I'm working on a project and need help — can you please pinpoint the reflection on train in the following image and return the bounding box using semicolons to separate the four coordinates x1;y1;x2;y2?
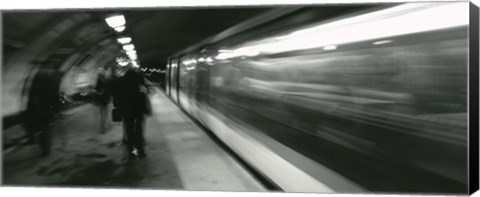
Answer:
166;2;468;193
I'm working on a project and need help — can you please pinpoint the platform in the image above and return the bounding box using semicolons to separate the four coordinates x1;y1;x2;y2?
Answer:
2;88;267;192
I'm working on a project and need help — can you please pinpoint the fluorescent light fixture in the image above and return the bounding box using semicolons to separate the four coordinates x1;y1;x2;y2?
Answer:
132;61;139;68
128;54;138;60
323;45;337;50
115;57;123;63
198;57;206;62
126;50;137;56
114;26;126;32
105;15;125;28
123;44;135;51
119;61;129;67
116;57;129;67
117;37;132;44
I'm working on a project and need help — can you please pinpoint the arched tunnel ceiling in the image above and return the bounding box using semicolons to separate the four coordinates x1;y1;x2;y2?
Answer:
3;7;272;68
119;7;273;67
1;6;272;116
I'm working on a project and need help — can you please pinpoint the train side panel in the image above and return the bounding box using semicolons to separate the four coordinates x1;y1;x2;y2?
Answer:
167;2;469;193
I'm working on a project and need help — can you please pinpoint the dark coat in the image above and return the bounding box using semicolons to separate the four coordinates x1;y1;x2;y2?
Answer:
95;73;111;105
113;69;151;116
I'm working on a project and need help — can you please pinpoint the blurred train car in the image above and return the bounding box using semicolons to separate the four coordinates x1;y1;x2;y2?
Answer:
165;2;469;193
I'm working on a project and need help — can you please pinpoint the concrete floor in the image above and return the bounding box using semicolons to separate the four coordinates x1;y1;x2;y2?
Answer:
2;89;267;192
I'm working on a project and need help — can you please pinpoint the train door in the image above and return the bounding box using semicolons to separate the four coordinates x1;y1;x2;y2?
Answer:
170;58;179;103
165;59;171;96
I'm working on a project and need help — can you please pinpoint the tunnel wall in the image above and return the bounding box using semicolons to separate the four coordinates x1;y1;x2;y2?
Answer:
2;14;90;117
2;13;120;131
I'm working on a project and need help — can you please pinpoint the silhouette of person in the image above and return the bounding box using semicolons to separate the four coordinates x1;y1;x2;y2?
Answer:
112;65;150;159
94;67;111;133
23;69;57;156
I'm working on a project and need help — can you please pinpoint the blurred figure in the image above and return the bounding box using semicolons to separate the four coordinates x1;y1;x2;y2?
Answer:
112;65;151;159
94;67;111;133
24;95;51;157
23;69;58;157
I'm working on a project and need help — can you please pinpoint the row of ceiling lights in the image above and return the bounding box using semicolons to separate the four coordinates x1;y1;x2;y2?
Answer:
105;14;140;67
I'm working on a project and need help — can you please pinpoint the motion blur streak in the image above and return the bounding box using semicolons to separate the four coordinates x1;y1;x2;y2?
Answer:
225;2;468;56
167;2;469;193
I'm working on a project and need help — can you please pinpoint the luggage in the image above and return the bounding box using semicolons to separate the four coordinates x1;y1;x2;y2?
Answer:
140;92;152;116
112;108;122;122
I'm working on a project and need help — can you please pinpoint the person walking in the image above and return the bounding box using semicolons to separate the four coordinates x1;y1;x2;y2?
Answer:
23;69;57;157
95;67;111;133
112;65;151;159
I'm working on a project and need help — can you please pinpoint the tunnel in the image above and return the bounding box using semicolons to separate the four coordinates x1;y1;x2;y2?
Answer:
1;1;479;195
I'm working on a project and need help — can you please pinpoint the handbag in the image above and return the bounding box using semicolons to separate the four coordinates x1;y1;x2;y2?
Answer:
138;84;152;116
112;108;122;122
140;92;152;116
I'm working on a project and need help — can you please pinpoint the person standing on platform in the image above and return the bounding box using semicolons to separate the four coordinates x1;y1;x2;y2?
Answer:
23;69;57;157
94;67;111;133
112;64;151;159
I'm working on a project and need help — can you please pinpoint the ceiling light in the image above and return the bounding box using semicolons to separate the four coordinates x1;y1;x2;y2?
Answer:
123;44;135;51
126;51;136;56
117;37;132;44
119;61;129;67
105;15;126;28
114;26;125;32
128;54;138;59
132;61;140;68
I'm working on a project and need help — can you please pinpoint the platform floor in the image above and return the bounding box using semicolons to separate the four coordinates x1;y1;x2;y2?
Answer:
2;89;266;192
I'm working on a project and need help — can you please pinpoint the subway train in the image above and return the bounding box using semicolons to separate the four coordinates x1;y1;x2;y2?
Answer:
165;2;469;193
